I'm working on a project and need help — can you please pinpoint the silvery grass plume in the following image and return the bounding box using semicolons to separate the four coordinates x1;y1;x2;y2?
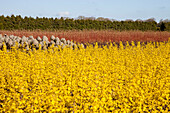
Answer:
0;34;85;51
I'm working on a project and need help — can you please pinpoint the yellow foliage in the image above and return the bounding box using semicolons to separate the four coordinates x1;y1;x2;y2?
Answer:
0;41;169;112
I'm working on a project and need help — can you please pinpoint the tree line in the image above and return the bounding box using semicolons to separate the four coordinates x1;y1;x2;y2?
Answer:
0;15;169;31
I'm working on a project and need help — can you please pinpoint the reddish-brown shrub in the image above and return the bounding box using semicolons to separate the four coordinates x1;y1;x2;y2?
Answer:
0;30;170;43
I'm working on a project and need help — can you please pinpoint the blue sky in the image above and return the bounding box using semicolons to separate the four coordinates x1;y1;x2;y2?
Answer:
0;0;170;22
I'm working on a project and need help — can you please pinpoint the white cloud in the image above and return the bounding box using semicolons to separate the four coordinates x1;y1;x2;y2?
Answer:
57;11;70;17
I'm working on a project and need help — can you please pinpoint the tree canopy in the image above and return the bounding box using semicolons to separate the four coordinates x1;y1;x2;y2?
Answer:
0;15;169;31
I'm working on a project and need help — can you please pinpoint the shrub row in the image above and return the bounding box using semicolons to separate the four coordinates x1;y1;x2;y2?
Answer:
0;34;84;51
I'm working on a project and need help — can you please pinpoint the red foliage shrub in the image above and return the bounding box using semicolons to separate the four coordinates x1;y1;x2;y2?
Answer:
0;30;170;43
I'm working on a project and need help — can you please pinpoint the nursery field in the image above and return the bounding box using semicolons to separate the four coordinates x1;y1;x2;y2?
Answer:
0;35;169;112
1;30;170;43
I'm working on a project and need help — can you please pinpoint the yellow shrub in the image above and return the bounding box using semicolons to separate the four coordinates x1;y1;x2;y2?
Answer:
0;41;169;112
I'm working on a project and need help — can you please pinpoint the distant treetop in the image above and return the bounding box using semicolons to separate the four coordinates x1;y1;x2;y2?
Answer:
0;15;170;31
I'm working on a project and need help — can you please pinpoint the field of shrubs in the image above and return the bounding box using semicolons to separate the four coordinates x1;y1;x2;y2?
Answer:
1;30;170;43
0;33;169;112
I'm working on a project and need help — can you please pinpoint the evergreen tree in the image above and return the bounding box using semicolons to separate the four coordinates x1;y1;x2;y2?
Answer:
0;15;169;31
160;22;166;31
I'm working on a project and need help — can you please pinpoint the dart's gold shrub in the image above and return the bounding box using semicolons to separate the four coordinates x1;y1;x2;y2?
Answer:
0;41;169;112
